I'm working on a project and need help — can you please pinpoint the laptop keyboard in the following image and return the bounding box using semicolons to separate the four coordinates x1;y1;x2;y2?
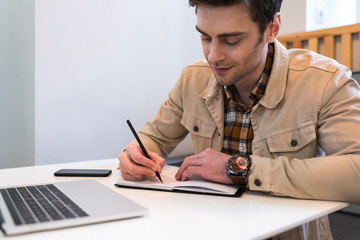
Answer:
0;184;88;225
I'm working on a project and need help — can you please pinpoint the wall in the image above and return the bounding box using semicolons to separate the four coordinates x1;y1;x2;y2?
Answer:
280;1;360;34
306;0;359;31
279;0;307;35
34;0;202;165
34;0;322;166
0;0;35;168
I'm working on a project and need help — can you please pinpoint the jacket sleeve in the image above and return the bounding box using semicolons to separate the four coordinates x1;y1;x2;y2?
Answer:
249;69;360;204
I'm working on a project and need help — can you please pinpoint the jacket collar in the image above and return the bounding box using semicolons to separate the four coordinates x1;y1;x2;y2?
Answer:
199;72;221;100
259;39;289;109
199;69;224;142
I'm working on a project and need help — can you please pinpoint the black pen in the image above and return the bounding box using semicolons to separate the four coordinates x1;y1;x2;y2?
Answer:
126;120;163;183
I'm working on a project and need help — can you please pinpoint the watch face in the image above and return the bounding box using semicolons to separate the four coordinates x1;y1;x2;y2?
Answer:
229;156;248;174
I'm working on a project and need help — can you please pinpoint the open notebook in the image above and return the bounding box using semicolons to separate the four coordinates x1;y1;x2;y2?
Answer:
115;165;245;197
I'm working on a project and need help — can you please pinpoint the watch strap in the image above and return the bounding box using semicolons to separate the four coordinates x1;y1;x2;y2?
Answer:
229;174;248;185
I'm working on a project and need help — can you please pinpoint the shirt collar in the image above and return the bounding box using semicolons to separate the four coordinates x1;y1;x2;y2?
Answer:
224;43;274;109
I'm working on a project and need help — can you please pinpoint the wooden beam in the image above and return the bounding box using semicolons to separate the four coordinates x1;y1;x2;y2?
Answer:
308;38;319;52
358;32;360;70
341;33;352;69
277;23;360;43
324;35;335;59
293;40;302;49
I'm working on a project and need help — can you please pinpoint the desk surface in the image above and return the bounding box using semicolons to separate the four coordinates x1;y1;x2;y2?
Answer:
0;159;347;240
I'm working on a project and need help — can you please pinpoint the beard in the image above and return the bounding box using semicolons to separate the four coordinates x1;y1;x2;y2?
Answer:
212;56;263;87
211;35;267;87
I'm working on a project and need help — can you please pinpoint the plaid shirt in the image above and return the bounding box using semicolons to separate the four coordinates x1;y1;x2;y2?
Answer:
222;43;274;155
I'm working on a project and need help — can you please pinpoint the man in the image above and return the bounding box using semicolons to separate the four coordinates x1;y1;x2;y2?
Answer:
118;0;360;239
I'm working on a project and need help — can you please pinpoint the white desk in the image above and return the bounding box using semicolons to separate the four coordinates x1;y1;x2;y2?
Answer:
0;159;347;240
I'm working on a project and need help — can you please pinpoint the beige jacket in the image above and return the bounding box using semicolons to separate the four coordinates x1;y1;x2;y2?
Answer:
137;40;360;239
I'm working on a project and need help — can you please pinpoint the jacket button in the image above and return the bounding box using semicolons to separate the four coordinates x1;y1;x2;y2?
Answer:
193;126;199;132
254;179;262;186
291;139;298;147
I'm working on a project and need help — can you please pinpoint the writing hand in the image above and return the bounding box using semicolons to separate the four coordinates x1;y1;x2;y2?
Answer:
175;148;233;184
118;144;166;181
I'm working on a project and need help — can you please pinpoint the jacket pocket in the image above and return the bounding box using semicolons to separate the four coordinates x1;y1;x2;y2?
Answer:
265;121;317;158
181;111;216;153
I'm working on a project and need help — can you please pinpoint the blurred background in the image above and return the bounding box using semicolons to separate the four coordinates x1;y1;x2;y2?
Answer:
1;0;360;168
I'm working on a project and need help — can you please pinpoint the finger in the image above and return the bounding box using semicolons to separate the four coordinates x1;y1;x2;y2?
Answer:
121;171;147;181
126;145;159;172
175;155;203;180
122;159;156;178
148;151;166;172
119;150;156;179
118;151;132;172
179;165;203;181
118;152;125;170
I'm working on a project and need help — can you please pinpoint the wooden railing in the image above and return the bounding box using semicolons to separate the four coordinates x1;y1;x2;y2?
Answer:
277;23;360;71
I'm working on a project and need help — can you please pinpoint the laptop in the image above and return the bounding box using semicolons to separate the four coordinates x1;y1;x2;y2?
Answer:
0;179;147;236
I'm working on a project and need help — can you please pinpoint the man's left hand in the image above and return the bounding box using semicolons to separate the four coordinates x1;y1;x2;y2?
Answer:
175;148;233;184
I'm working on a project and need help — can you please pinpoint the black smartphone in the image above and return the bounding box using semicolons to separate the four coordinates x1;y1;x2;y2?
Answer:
54;169;112;177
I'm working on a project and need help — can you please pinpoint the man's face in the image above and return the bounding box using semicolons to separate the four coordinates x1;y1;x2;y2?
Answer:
196;3;269;87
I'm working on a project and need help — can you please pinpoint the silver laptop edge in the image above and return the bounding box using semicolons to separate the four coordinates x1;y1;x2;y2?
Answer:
0;180;148;236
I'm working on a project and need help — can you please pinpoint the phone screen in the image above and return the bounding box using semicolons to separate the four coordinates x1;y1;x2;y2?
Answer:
54;169;112;177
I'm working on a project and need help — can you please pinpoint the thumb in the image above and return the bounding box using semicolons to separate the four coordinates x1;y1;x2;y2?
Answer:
148;151;166;172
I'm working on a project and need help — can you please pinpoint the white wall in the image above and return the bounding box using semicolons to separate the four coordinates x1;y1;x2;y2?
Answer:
35;0;203;165
279;0;360;35
279;0;307;35
0;0;35;168
306;0;359;31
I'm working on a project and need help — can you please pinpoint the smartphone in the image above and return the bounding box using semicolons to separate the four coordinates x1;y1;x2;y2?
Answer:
54;169;112;177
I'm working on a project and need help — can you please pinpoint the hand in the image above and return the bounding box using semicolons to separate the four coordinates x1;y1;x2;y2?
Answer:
175;148;233;184
118;144;166;181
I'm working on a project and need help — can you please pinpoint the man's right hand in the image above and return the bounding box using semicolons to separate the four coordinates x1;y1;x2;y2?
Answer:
118;144;166;181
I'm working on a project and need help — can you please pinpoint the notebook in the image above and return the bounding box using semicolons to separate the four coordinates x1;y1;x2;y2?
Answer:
0;179;147;236
116;165;245;197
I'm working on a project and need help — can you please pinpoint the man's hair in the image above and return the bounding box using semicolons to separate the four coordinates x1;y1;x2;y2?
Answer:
189;0;282;37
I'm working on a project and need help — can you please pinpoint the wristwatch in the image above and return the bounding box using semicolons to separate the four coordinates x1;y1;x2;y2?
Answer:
225;153;251;185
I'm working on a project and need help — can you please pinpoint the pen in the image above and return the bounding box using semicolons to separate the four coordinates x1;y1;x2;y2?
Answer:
126;120;163;183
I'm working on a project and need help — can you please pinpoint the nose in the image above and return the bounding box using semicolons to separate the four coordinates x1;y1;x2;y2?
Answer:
207;41;225;64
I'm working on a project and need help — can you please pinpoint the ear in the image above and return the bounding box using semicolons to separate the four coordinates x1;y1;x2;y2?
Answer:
266;12;281;43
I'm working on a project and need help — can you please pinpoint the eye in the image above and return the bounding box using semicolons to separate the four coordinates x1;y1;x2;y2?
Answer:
200;34;211;43
224;37;241;45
